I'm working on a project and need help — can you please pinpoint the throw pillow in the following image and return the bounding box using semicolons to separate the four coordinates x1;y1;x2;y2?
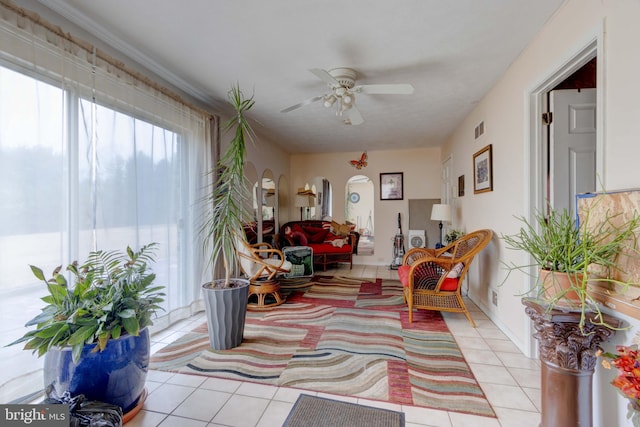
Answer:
328;238;347;248
291;223;305;234
330;220;350;236
446;262;464;278
286;264;305;278
290;230;308;246
324;231;340;241
303;226;328;244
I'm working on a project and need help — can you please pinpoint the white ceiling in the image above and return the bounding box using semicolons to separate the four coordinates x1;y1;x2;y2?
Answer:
41;0;566;154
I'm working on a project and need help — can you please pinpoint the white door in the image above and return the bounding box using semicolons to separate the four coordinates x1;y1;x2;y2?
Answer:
441;156;452;205
550;88;596;216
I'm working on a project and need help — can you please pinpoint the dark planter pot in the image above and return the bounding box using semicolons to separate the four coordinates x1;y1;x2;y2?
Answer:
202;278;250;350
44;328;150;413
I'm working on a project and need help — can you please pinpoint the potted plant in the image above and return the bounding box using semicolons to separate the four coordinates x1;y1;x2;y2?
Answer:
445;229;465;245
200;84;255;350
8;243;164;413
502;205;640;427
502;206;640;329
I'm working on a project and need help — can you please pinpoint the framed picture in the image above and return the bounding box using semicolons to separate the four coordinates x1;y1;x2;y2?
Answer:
473;144;493;194
458;175;465;197
380;172;403;200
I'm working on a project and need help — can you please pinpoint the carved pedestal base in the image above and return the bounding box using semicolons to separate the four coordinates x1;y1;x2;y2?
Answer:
540;361;593;426
522;298;621;427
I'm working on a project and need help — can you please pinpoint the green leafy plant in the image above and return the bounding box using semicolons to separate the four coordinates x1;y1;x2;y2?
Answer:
502;206;640;330
9;243;164;362
503;208;639;275
445;229;465;245
201;84;255;287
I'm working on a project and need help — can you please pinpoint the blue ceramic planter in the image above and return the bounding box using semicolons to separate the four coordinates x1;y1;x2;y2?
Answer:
43;328;150;412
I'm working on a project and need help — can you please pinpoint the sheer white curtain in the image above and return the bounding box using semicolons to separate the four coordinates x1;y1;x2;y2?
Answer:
0;2;214;401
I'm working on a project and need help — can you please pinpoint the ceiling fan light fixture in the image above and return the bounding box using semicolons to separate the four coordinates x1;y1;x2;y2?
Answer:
281;67;414;126
323;94;337;108
338;98;352;116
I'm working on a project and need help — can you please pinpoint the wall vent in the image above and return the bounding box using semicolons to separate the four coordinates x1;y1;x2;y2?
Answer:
474;121;485;139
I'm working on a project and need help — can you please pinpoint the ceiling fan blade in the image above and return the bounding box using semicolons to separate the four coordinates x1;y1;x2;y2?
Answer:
355;83;415;95
280;95;324;113
309;68;340;87
346;105;364;125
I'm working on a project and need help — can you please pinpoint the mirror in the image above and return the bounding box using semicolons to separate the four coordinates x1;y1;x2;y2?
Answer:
278;174;290;228
307;176;331;220
346;175;374;255
243;161;259;244
262;169;275;221
245;161;259;222
261;169;276;244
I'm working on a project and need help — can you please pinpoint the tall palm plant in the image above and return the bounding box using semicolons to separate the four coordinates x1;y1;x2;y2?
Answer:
202;85;255;287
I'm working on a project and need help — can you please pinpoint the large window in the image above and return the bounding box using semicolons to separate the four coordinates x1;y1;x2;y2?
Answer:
0;4;212;400
0;63;200;400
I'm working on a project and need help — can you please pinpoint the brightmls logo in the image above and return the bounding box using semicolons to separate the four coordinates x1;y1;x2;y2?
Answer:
0;405;68;426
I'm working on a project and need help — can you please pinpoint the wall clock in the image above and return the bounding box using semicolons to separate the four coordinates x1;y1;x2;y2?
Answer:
349;192;360;203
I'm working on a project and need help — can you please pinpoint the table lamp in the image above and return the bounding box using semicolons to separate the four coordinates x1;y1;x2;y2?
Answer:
431;204;451;248
295;194;315;220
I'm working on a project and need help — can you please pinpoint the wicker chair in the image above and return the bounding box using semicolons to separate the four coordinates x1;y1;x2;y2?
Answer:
236;238;292;282
397;229;493;327
237;238;292;308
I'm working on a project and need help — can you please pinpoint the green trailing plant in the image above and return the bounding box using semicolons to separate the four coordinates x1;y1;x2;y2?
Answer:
201;84;255;287
502;205;640;330
445;229;465;245
503;208;639;276
8;243;164;362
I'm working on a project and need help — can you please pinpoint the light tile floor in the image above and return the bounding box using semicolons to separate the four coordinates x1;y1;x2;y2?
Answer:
132;264;541;427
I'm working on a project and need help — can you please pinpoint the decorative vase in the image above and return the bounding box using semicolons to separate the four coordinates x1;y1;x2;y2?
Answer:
523;298;620;427
43;328;150;413
627;399;640;427
202;278;250;350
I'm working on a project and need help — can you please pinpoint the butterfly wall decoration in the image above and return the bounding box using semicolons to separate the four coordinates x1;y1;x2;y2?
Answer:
349;152;367;169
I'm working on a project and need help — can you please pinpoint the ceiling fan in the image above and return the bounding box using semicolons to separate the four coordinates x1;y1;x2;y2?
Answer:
280;68;414;125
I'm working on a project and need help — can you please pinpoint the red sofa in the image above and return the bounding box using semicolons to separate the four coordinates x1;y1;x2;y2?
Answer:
278;220;360;271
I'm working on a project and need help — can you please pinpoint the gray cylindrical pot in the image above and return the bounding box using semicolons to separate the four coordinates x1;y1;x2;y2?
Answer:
202;278;250;350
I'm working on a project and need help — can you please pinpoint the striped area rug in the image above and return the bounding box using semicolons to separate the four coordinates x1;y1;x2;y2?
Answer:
150;276;496;418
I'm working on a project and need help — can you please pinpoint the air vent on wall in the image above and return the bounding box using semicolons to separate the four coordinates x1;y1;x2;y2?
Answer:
474;121;484;139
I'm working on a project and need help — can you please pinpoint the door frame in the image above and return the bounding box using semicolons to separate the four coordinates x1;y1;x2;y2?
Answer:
524;38;603;357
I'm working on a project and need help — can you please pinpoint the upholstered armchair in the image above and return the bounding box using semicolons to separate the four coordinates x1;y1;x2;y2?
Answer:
397;229;493;327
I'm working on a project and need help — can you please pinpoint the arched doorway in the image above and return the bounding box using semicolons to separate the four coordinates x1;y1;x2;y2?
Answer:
346;175;374;255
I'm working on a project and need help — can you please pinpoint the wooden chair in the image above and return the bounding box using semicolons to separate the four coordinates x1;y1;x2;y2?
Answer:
397;229;493;327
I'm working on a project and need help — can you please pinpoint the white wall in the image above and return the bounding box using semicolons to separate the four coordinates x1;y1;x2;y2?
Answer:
290;147;441;265
442;1;640;425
